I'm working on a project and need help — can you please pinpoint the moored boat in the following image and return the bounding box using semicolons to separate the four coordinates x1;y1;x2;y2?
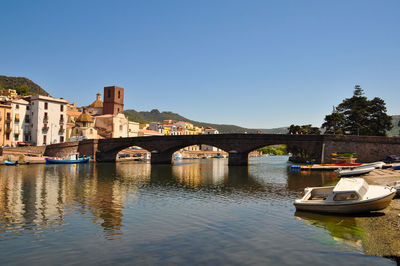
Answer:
294;178;396;214
4;160;18;166
392;163;400;170
338;166;375;177
45;153;90;164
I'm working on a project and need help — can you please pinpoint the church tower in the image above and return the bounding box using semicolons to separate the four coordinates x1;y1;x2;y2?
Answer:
103;86;124;115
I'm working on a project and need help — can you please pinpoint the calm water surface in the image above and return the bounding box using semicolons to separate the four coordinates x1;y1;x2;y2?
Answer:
0;156;394;265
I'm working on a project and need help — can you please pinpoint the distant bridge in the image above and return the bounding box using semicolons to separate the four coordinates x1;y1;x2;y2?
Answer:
44;134;400;165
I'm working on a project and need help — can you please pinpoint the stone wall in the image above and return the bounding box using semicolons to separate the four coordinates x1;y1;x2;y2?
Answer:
1;145;46;156
44;141;79;157
322;135;400;163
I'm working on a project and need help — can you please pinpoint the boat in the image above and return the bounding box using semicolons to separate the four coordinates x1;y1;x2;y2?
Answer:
4;160;18;166
294;178;396;214
388;181;400;197
392;163;400;170
357;161;385;169
174;152;183;160
45;153;90;164
337;166;375;177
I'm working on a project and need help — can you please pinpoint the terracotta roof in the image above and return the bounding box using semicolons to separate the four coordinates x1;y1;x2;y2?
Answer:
89;99;103;108
76;109;94;122
67;110;81;117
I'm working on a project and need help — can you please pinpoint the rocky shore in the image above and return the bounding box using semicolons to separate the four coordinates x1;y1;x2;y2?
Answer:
356;169;400;261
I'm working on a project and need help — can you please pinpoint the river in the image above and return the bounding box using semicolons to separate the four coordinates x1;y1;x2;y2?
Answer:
0;156;394;265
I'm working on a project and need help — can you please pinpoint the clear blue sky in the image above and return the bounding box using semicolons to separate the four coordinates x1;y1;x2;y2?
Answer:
1;0;399;129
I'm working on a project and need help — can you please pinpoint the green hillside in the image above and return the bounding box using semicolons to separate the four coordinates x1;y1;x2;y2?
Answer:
124;109;288;134
0;75;50;96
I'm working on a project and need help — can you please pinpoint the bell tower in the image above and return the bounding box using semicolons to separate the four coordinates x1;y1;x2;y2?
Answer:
103;86;124;115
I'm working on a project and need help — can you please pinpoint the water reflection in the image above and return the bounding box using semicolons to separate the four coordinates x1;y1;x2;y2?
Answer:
0;158;395;265
295;211;364;250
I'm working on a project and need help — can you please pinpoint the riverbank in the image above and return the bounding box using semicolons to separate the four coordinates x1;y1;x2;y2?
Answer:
354;169;400;260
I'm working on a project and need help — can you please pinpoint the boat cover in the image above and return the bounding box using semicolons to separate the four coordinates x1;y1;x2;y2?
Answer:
333;178;369;197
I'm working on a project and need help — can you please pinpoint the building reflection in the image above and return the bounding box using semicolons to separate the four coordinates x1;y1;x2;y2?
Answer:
0;162;152;240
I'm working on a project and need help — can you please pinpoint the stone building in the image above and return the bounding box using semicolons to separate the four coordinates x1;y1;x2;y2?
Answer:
103;86;124;115
128;121;139;137
70;108;98;141
95;113;129;138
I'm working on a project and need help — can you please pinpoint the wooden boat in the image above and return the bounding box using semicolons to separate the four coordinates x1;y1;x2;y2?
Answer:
45;153;90;164
294;178;396;214
4;160;18;166
338;166;375;177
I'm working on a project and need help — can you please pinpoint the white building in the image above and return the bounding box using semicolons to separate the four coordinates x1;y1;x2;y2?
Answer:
128;121;139;137
95;113;129;138
10;98;30;146
149;122;164;134
202;127;220;151
30;96;68;146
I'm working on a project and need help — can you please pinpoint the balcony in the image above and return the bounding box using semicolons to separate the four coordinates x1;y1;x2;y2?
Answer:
42;125;49;132
14;118;20;123
59;127;65;133
43;117;49;123
5;128;12;133
5;117;12;123
59;119;65;125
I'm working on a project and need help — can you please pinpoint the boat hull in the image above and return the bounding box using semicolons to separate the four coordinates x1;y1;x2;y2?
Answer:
4;160;17;166
45;158;90;164
294;191;395;214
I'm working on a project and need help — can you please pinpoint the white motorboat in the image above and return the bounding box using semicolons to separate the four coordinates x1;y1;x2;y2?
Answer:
338;166;375;177
174;152;183;160
294;178;396;214
358;161;385;169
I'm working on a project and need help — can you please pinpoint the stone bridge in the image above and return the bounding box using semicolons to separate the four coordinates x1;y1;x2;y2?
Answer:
44;134;400;165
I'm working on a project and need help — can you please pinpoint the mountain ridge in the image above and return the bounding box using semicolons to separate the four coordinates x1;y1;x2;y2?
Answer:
124;109;288;134
0;75;50;96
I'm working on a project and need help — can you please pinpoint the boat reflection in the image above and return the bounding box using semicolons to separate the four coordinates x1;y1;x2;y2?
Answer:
294;211;382;250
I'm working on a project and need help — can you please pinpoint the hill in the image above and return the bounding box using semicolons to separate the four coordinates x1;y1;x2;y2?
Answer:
0;75;50;96
124;109;288;134
387;115;400;137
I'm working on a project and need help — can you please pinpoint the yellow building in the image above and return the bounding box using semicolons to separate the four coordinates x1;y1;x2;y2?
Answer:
0;103;13;147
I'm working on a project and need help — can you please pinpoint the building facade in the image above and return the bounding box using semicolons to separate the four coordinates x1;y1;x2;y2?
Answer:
30;96;68;146
10;99;30;145
0;103;12;147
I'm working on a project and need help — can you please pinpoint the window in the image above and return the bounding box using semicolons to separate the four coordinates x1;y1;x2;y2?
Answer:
118;90;120;99
6;112;11;120
108;89;111;98
44;112;48;121
119;125;123;131
6;133;10;140
117;108;120;113
90;129;93;134
25;115;30;123
60;136;64;143
60;114;64;121
16;104;19;109
43;135;47;144
44;102;48;110
60;105;64;112
333;192;359;201
27;106;30;110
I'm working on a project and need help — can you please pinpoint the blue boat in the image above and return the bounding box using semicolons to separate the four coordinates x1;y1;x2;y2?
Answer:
393;164;400;170
4;160;18;166
45;153;90;164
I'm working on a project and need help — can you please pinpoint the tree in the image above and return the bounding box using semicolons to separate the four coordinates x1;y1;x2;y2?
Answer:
288;124;321;135
322;110;345;134
16;85;29;96
322;85;393;136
